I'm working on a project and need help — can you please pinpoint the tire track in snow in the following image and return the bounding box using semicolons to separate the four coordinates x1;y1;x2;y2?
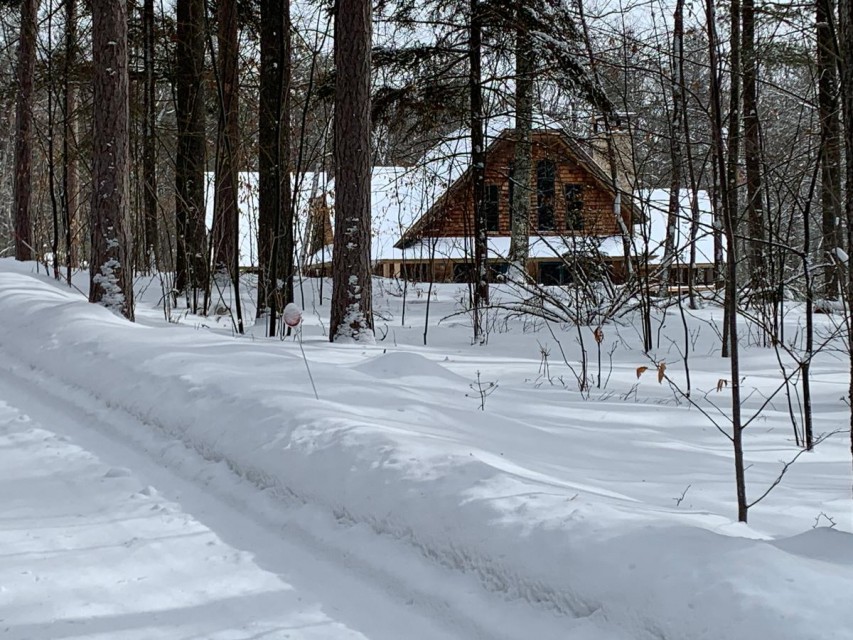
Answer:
0;349;622;640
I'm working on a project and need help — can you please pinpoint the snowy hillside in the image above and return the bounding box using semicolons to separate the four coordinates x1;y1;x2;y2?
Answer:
1;259;851;640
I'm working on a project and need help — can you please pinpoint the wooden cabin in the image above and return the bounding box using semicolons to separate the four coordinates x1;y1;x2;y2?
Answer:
390;128;641;284
305;126;719;287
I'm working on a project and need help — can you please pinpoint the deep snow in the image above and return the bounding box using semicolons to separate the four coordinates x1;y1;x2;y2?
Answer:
0;398;372;640
1;258;852;640
0;372;518;640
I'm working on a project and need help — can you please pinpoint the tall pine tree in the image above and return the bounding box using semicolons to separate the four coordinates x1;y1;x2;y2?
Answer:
12;0;38;261
330;0;374;341
89;0;133;320
175;0;208;308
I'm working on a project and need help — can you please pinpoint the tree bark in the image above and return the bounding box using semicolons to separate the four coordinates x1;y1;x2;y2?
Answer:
742;0;765;297
660;0;685;295
47;0;60;280
330;0;373;342
175;0;208;305
469;0;488;342
839;0;853;494
680;7;701;310
722;0;741;359
257;0;279;318
142;0;158;271
12;0;39;262
712;152;725;289
707;0;748;522
63;0;79;279
818;0;842;298
508;1;532;273
258;0;293;336
211;0;239;278
89;0;134;321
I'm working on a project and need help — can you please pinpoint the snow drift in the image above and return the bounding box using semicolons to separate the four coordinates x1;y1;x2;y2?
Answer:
0;267;851;640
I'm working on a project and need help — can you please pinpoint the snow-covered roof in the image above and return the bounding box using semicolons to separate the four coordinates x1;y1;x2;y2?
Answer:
306;182;719;269
396;235;622;262
308;119;581;267
224;169;718;272
204;171;326;267
633;189;718;266
305;166;441;266
392;189;720;266
395;120;641;247
309;233;630;267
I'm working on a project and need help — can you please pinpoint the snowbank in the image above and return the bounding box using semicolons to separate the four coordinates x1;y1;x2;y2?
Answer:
0;267;851;640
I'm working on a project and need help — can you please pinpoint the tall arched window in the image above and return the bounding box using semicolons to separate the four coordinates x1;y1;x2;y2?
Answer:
537;159;556;231
507;164;515;228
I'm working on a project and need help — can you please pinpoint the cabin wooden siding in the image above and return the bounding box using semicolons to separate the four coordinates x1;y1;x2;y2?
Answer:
416;133;631;240
304;195;334;258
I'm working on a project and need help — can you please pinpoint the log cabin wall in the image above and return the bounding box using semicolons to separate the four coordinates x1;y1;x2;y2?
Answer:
305;195;334;257
418;132;631;239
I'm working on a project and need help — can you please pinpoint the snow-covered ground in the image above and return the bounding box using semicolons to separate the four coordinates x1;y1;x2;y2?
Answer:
0;391;373;640
0;363;541;640
1;259;852;640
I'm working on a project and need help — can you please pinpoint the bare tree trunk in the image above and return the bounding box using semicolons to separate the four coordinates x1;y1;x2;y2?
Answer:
660;0;685;296
470;0;488;342
802;169;818;451
47;0;60;280
722;0;742;359
742;0;765;298
258;0;292;335
713;161;725;291
63;0;79;280
508;1;532;273
206;0;245;333
90;0;134;321
211;0;238;278
330;0;373;342
707;0;748;522
175;0;208;308
573;0;634;289
840;0;853;493
661;183;681;295
12;0;38;262
680;17;702;310
257;0;290;320
142;0;158;271
818;0;842;298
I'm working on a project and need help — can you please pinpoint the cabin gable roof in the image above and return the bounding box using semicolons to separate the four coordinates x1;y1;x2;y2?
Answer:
394;128;641;249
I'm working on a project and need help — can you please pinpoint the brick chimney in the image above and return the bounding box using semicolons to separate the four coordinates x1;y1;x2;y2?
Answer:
587;115;636;192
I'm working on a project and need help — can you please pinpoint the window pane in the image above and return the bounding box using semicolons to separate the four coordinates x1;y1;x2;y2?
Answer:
564;184;584;231
486;184;500;232
537;261;571;285
488;261;509;282
537;160;555;231
453;262;475;282
508;165;515;228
